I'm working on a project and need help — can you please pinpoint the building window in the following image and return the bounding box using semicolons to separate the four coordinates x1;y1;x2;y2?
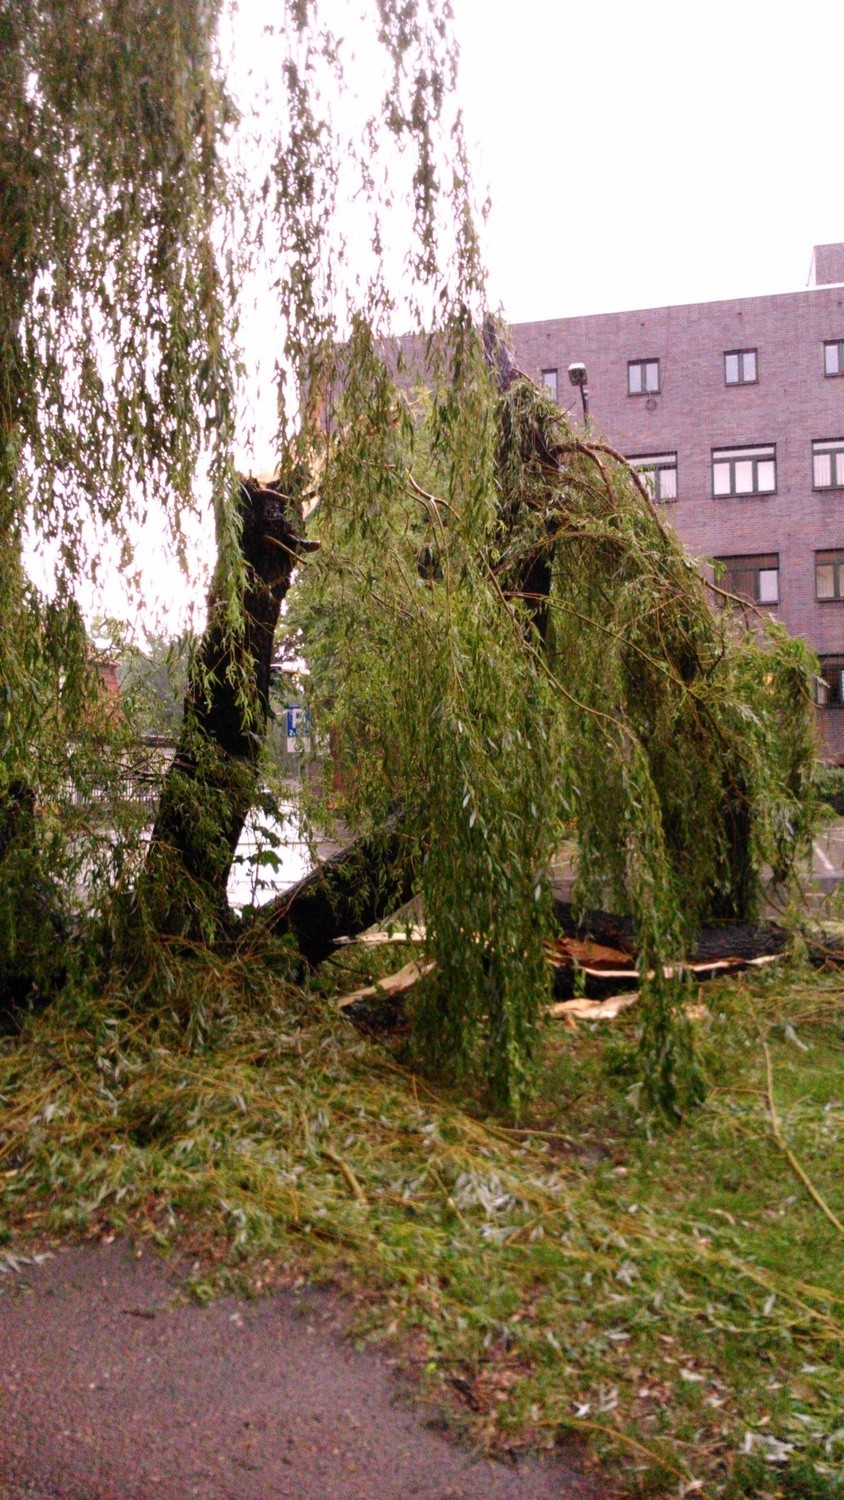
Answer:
725;349;757;385
712;444;776;497
815;550;844;600
628;359;660;395
824;341;844;377
628;452;678;502
541;368;558;401
819;656;844;706
715;554;779;606
813;439;844;490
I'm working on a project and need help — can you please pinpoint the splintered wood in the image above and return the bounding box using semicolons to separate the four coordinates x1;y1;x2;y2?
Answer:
336;959;435;1010
335;926;785;1023
543;937;784;984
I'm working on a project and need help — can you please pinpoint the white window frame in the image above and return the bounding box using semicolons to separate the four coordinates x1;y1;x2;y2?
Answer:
823;340;844;377
628;452;678;502
541;368;558;401
712;445;776;498
628;359;660;396
724;349;758;385
813;439;844;491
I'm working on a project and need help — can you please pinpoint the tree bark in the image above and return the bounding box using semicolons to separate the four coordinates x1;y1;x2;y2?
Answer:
141;474;317;938
248;815;415;967
547;896;789;998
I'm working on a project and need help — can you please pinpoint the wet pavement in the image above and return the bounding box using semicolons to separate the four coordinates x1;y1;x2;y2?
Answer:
0;1242;599;1500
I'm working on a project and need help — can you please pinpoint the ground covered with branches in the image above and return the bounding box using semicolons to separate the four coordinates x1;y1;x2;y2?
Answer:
1;952;842;1499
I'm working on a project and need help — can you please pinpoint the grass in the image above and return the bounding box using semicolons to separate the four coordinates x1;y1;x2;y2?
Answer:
1;939;843;1499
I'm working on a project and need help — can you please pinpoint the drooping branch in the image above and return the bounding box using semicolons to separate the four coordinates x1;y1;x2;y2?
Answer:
484;317;562;645
250;325;554;965
247;321;814;1034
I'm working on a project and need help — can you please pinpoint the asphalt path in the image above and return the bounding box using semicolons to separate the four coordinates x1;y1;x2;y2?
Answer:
0;1242;599;1500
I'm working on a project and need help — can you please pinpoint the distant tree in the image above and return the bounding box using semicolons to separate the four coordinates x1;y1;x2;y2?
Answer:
96;624;190;742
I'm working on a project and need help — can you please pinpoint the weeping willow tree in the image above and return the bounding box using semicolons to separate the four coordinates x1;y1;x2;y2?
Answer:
290;323;818;1115
0;1;818;1112
0;0;241;998
0;0;483;980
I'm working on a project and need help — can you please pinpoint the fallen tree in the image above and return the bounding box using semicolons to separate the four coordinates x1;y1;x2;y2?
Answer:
0;2;820;1122
332;910;790;1030
256;816;415;968
275;318;817;1113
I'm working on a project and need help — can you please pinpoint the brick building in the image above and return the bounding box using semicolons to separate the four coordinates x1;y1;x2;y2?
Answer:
508;242;844;759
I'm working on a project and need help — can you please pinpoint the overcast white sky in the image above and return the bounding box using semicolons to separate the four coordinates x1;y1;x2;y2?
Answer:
450;0;842;322
77;0;844;635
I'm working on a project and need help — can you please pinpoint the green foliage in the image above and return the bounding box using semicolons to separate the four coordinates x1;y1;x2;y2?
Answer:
0;623;155;1011
1;0;239;535
815;765;844;816
1;0;242;997
0;960;841;1494
108;626;190;741
0;0;820;1125
292;349;818;1114
0;0;481;991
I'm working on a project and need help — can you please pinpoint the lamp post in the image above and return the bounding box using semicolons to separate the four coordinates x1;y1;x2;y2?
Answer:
567;362;590;428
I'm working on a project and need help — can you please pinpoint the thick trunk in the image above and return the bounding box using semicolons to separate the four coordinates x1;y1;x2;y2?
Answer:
142;474;316;938
0;781;67;1019
249;816;415;967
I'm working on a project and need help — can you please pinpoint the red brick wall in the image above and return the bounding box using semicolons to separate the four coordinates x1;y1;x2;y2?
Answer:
509;284;844;759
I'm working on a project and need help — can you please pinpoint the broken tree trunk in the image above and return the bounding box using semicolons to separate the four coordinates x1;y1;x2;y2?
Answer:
141;474;317;939
550;897;789;966
248;815;415;967
547;896;789;999
245;325;761;964
251;816;791;986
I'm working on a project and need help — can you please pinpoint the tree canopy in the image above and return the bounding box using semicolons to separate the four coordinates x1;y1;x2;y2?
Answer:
0;0;819;1115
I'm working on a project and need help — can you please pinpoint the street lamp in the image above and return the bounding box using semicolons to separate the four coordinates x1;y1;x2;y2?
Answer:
567;362;590;427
